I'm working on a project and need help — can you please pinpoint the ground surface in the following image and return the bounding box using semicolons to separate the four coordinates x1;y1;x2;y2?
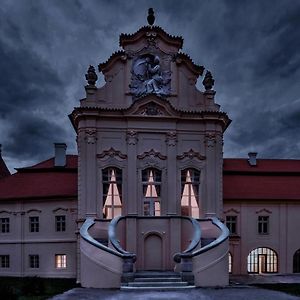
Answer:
50;286;300;300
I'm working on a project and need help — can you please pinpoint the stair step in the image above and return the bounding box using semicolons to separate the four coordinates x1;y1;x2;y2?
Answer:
121;285;196;291
128;281;188;287
134;272;180;278
134;277;182;282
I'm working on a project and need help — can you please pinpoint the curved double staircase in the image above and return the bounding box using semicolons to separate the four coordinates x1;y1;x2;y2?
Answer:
79;216;229;289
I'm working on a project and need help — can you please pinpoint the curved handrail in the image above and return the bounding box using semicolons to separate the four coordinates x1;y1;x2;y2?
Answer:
109;216;137;257
109;215;200;259
174;217;229;262
80;217;136;260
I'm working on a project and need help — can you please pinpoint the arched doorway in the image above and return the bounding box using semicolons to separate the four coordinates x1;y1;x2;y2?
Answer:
247;247;278;273
144;234;163;270
293;249;300;273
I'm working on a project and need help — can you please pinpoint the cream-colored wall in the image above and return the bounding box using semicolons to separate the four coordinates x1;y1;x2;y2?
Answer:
0;199;77;278
224;200;300;274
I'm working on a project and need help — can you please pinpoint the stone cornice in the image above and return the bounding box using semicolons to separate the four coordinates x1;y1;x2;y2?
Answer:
98;50;126;73
119;26;183;49
175;52;204;77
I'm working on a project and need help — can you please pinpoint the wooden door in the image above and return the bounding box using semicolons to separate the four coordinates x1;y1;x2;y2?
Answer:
144;234;163;270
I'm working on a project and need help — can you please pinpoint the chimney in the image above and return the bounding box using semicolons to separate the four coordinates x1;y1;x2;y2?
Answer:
248;152;257;166
54;143;67;167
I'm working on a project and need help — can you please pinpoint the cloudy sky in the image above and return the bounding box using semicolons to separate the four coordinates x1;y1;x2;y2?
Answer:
0;0;300;172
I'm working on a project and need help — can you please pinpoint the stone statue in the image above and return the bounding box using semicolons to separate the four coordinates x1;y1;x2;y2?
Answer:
130;54;171;99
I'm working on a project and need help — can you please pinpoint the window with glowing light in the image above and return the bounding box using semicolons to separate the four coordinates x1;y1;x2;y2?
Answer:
142;168;161;216
55;254;67;269
181;169;200;218
102;168;122;219
247;247;278;273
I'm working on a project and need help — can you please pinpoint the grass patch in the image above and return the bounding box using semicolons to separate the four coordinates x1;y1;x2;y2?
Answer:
0;277;78;299
254;283;300;297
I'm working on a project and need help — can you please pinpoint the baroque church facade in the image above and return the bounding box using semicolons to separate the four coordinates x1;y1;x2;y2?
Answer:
0;12;300;288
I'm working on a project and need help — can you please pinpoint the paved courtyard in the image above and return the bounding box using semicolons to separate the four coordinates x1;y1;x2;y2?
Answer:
50;286;299;300
50;275;300;300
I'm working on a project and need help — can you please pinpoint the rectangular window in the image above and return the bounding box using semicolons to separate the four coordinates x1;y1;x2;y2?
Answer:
29;255;39;268
1;218;9;233
29;217;39;232
226;216;237;234
55;216;66;232
0;255;9;268
55;254;67;269
258;216;269;234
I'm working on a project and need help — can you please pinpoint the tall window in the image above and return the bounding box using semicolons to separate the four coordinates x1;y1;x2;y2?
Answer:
142;168;161;216
247;247;278;273
55;254;67;269
29;255;39;268
102;168;122;219
29;216;39;233
181;169;200;218
258;216;269;234
293;249;300;273
0;255;9;268
228;252;233;273
56;216;66;232
1;218;9;233
226;216;237;235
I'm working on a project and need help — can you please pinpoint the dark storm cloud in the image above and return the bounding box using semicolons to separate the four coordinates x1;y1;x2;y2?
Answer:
0;0;300;172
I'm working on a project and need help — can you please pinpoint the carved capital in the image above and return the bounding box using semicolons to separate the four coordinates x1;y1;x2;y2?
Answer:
85;129;97;144
126;130;138;145
166;131;177;147
205;133;216;148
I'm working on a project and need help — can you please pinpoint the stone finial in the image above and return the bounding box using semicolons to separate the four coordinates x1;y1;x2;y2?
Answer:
202;70;214;91
85;65;98;86
147;8;155;26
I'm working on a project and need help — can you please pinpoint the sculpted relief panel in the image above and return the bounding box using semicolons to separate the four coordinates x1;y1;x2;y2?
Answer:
130;54;171;99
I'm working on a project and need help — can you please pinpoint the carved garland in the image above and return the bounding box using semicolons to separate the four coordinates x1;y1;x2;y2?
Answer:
97;147;128;160
137;149;167;160
177;149;206;160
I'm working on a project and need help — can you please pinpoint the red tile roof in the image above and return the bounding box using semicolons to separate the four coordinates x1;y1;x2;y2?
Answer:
0;155;77;200
223;158;300;200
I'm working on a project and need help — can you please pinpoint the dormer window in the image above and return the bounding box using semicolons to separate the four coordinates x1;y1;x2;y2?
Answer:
102;168;122;219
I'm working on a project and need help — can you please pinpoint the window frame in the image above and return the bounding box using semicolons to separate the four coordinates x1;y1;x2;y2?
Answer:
1;217;10;233
55;254;67;269
226;215;237;235
55;215;66;232
102;167;123;219
29;216;39;233
180;168;200;218
142;167;162;216
258;215;269;235
29;255;39;268
0;255;10;268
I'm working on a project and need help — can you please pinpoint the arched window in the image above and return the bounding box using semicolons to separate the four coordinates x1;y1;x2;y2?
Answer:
142;168;161;216
293;249;300;273
181;169;200;218
228;252;233;274
247;247;278;273
102;168;122;219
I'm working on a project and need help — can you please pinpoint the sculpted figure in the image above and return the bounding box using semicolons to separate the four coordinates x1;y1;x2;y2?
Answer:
145;56;163;94
130;54;170;99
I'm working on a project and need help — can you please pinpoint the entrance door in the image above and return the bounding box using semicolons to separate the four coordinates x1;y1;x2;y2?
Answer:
144;234;163;270
258;254;267;273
